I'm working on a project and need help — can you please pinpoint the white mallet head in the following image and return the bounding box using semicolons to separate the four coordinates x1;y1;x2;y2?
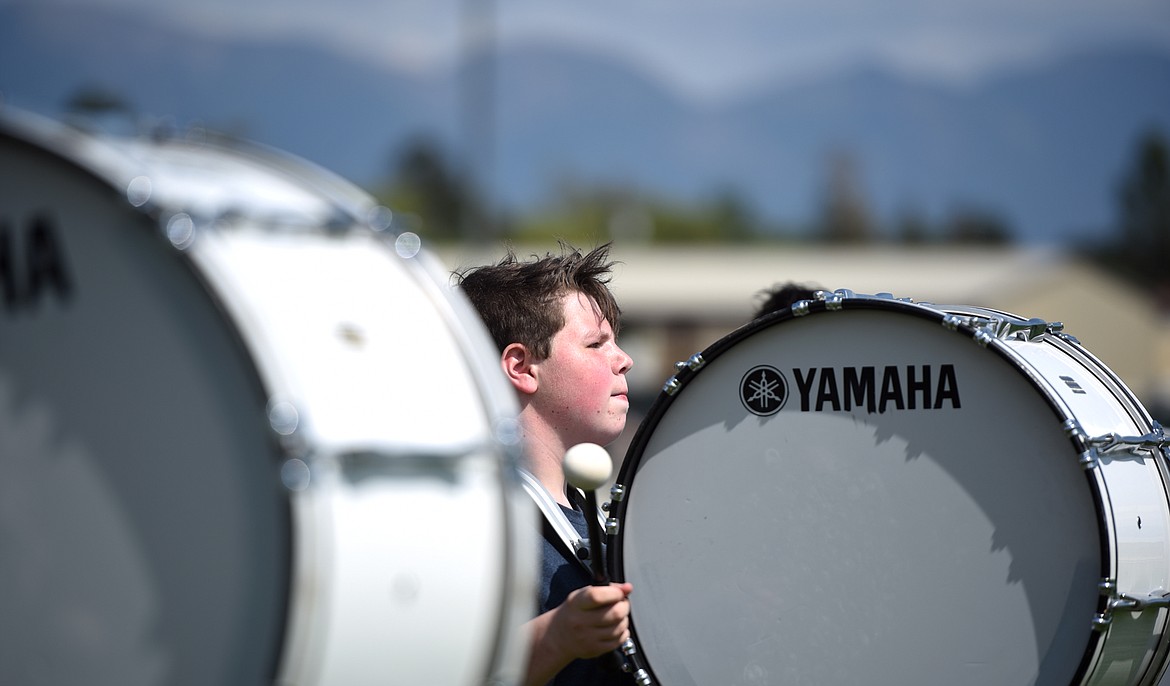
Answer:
563;442;613;491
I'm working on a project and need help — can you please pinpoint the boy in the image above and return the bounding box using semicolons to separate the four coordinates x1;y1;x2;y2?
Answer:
457;243;636;686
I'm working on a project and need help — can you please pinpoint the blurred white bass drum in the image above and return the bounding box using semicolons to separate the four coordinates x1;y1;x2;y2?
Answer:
0;108;535;686
607;290;1170;686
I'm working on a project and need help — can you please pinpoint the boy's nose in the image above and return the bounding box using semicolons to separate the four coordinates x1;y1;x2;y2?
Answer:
616;346;633;373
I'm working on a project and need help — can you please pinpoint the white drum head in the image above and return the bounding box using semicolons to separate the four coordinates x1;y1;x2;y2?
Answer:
611;299;1104;686
0;110;534;686
0;120;289;685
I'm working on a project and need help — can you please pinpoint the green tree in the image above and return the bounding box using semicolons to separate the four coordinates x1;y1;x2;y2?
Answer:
64;86;132;118
1088;130;1170;308
817;151;874;243
510;184;762;244
62;86;139;134
1119;131;1170;290
940;206;1012;245
510;184;631;244
893;206;930;245
703;187;759;243
377;136;480;241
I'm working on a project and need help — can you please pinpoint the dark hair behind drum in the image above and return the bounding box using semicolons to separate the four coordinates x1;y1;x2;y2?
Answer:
753;281;821;320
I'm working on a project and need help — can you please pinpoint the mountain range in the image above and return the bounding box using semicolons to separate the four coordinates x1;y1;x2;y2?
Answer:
2;2;1169;244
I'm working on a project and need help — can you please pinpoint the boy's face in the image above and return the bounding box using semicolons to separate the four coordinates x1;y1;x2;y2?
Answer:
533;291;633;450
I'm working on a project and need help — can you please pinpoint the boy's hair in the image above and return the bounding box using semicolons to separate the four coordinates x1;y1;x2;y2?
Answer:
455;242;622;359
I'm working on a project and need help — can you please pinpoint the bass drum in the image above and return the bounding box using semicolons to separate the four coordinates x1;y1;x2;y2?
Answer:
0;108;535;686
607;290;1170;686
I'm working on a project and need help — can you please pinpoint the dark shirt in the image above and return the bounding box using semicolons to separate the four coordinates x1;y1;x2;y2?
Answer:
537;504;633;686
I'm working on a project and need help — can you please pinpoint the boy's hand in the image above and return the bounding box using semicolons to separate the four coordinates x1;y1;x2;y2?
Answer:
549;582;634;658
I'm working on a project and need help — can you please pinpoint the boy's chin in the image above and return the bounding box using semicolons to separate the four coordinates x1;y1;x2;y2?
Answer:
596;425;626;448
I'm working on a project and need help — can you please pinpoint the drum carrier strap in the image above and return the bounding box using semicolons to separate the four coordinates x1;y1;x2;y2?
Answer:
518;468;604;571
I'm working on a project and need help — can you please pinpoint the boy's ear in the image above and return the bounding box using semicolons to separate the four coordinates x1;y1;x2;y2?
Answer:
501;343;539;395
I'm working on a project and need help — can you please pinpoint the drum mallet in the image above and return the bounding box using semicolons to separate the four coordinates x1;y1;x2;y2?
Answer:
563;443;653;685
563;442;613;584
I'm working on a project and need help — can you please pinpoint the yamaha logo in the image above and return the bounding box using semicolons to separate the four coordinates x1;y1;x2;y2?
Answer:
740;365;788;416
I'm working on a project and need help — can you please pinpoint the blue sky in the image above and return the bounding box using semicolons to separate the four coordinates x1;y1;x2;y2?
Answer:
39;0;1170;101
